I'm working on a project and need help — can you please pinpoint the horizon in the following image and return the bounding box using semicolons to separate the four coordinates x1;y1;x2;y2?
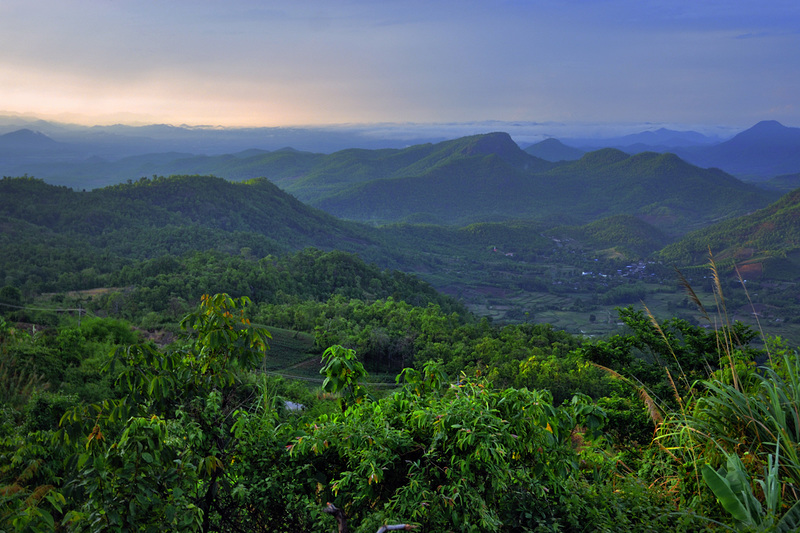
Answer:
1;110;781;148
2;1;799;131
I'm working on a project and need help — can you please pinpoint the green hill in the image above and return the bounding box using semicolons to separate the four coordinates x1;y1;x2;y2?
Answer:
657;188;800;279
538;151;775;233
276;132;553;204
0;174;371;250
547;214;670;258
315;153;545;225
310;146;776;234
0;175;386;291
762;172;800;193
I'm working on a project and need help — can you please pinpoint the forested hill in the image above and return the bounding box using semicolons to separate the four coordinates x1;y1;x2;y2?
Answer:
0;175;388;291
312;148;777;233
0;174;371;250
254;131;554;204
658;187;800;276
546;214;670;258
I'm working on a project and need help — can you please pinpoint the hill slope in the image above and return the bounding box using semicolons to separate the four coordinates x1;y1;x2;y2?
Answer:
0;175;376;256
658;187;800;279
547;214;670;258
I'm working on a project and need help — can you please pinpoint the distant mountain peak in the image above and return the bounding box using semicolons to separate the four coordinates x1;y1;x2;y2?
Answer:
751;119;785;129
461;132;519;157
724;120;800;147
523;138;585;162
1;128;58;143
0;128;63;158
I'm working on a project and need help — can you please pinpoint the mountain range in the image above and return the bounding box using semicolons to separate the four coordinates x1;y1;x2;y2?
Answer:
308;139;774;233
1;117;799;183
1;124;785;237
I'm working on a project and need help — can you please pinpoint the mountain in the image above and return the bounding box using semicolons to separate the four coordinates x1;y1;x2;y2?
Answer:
0;128;59;149
313;144;777;233
314;153;541;225
0;128;75;158
523;138;585;162
658;187;800;279
677;121;800;179
273;132;553;203
564;127;720;151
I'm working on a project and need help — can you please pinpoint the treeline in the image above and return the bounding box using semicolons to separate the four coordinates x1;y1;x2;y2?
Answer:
2;248;465;327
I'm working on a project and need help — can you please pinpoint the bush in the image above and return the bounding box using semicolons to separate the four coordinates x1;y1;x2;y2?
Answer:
24;391;79;432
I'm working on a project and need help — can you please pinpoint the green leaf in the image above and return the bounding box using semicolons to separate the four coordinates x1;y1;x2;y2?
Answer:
701;463;751;525
77;453;90;469
40;510;55;530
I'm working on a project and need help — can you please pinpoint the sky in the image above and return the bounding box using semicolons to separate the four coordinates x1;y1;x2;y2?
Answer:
1;0;799;132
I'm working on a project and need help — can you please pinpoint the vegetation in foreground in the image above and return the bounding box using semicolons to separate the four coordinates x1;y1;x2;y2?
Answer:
2;254;799;531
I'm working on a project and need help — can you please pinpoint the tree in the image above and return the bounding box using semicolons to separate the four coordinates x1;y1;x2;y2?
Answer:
61;294;273;532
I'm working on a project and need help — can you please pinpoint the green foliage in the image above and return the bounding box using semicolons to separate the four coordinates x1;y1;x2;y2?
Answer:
290;368;608;532
0;320;48;411
581;306;762;411
663;344;800;494
0;429;67;533
60;293;275;532
701;445;800;531
65;415;203;532
82;247;465;323
320;345;370;410
24;392;79;433
517;349;610;406
0;286;22;310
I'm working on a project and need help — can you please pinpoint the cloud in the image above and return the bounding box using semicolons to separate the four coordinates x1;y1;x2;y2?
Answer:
1;0;798;127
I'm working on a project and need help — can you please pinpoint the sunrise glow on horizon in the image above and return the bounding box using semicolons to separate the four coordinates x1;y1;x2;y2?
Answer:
2;0;799;129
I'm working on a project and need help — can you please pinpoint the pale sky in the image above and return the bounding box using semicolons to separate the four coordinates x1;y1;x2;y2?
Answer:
1;0;798;129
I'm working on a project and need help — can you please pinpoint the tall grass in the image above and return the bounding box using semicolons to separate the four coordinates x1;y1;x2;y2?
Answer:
655;251;800;524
